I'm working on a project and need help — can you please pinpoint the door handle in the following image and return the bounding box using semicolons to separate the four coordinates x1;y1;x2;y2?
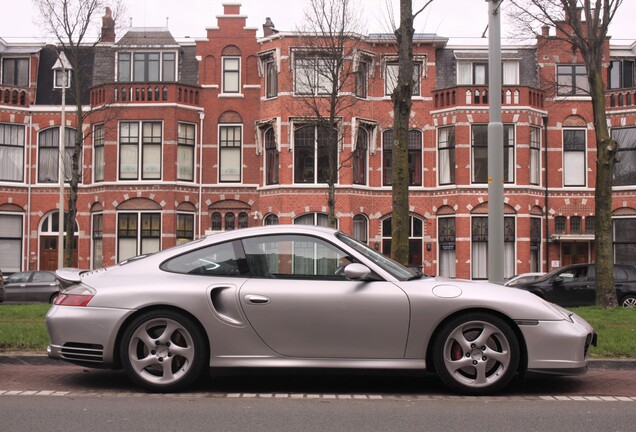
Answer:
245;294;270;304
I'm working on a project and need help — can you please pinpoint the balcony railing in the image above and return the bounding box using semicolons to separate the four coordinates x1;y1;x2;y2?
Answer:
433;86;544;110
90;82;201;106
0;85;35;106
606;89;636;109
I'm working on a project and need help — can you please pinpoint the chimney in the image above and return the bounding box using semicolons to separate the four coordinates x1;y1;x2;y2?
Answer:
541;25;550;37
263;17;277;37
101;7;116;43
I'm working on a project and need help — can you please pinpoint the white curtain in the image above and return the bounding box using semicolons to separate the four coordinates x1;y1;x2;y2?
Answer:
142;145;161;179
502;62;519;85
504;242;515;278
564;152;585;186
472;243;488;279
118;238;137;262
94;146;104;182
177;145;194;181
457;62;471;85
439;249;456;278
439;149;451;184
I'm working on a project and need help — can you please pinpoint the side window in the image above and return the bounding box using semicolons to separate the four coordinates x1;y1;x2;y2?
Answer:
242;235;352;280
161;241;247;276
32;272;56;282
613;266;628;281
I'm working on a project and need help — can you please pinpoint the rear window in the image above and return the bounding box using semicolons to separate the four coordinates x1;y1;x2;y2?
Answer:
161;240;248;276
613;266;628;281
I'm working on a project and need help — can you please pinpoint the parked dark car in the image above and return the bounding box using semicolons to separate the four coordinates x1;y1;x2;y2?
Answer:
0;268;4;303
513;263;636;308
1;271;64;303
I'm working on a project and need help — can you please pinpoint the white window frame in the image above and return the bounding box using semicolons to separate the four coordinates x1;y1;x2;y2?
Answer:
222;56;241;94
118;121;163;181
563;128;587;187
116;211;162;263
0;212;24;273
53;69;72;89
0;123;26;183
116;51;177;83
93;124;105;183
177;122;196;182
218;124;242;183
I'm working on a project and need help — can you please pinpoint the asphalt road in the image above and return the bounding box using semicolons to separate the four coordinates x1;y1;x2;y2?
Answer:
1;357;636;432
1;355;636;398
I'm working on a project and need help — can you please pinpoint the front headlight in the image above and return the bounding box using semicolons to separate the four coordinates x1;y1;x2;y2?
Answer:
545;302;574;322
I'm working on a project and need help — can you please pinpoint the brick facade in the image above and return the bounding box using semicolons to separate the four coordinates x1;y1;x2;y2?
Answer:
1;2;636;279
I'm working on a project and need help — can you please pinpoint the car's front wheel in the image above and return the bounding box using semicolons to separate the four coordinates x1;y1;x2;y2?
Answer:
433;313;520;395
620;295;636;308
120;310;207;392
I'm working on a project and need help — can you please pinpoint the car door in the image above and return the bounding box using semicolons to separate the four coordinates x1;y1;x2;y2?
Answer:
238;234;410;359
4;272;32;302
25;271;60;302
551;265;594;307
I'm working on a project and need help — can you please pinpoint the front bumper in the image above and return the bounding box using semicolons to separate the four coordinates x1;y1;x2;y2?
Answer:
520;311;596;375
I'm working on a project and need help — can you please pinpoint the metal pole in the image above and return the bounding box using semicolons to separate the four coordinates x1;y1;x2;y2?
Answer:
487;0;504;284
57;68;66;269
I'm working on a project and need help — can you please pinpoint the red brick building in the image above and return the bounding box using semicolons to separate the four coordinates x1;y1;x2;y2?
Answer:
1;3;635;280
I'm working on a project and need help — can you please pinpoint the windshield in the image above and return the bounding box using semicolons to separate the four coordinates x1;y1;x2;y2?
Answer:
336;232;420;281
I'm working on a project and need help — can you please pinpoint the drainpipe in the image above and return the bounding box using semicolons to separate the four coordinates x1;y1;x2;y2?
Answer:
26;114;33;270
542;114;549;273
198;111;205;238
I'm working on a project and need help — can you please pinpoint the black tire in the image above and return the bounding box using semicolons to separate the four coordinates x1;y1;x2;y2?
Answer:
620;295;636;308
432;312;520;395
49;293;58;304
120;309;207;392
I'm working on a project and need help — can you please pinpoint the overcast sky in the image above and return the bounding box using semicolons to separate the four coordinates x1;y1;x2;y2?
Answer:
1;0;635;44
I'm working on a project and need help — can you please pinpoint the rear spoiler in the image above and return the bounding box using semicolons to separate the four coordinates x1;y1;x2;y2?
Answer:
55;268;89;284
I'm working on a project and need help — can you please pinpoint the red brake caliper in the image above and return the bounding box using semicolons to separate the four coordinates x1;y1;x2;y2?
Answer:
451;341;463;361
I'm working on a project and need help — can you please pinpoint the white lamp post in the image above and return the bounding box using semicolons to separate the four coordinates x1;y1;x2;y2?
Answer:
52;51;72;269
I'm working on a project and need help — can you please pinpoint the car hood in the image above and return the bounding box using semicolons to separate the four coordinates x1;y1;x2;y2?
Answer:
411;276;572;321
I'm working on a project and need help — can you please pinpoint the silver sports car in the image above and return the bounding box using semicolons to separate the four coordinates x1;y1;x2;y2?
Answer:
46;225;596;395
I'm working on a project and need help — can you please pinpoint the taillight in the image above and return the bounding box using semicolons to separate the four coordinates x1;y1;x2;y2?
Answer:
53;284;95;306
54;293;94;306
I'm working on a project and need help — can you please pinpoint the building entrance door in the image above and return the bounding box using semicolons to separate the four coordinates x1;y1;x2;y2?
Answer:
561;242;589;266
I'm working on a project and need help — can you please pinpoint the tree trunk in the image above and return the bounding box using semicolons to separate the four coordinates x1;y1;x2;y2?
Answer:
390;0;415;265
589;63;617;307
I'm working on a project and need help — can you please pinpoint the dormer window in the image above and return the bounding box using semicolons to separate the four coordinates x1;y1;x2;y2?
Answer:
457;60;519;85
117;51;176;82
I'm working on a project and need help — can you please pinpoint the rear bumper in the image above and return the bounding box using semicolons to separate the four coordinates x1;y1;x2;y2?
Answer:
46;304;133;366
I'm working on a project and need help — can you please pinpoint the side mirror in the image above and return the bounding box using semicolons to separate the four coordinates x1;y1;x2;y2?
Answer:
553;276;563;284
344;263;374;281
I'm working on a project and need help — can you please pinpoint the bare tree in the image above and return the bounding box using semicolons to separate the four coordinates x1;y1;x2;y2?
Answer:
390;0;434;265
34;0;124;267
508;0;623;307
295;0;364;227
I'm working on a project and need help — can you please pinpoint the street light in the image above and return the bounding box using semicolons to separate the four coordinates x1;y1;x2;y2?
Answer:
52;51;72;269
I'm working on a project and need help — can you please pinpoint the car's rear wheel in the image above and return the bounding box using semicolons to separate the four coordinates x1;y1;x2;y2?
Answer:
433;313;520;395
48;293;58;304
120;310;207;392
620;295;636;308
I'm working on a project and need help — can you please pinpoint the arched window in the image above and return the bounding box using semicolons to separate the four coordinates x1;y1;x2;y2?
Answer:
225;212;235;230
438;216;456;278
265;127;279;185
381;215;423;267
238;212;249;229
264;214;279;225
294;213;333;228
38;127;77;183
353;128;368;185
211;212;222;231
294;124;336;184
382;129;422;186
353;214;368;243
